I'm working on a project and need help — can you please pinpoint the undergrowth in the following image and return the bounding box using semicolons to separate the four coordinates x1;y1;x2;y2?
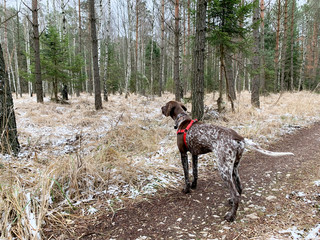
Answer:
0;91;320;239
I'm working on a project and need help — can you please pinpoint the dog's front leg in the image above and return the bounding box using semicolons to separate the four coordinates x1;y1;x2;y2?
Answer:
181;153;190;193
191;155;198;189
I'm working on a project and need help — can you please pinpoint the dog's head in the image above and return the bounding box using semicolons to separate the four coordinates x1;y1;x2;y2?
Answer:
161;101;187;119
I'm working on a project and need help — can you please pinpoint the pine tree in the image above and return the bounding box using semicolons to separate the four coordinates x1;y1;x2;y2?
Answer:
207;0;253;111
192;0;207;120
89;0;103;110
0;44;20;155
41;25;70;101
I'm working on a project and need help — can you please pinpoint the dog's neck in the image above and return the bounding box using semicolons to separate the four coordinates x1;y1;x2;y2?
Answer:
174;112;191;129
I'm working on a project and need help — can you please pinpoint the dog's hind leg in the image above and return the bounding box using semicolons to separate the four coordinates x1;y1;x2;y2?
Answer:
232;142;244;195
218;156;241;222
181;153;191;193
191;155;198;189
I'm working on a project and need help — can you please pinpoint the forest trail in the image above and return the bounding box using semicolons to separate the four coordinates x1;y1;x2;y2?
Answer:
46;122;320;240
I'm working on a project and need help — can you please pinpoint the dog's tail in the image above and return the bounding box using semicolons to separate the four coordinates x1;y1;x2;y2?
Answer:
244;138;294;157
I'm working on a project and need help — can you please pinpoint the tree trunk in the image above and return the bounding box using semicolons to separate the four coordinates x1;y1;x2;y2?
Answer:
24;16;33;97
217;44;224;113
225;52;236;101
311;14;319;88
260;0;266;94
192;0;207;120
174;0;181;101
159;0;165;97
0;44;20;155
103;0;111;101
16;11;22;97
280;0;289;91
125;0;133;98
76;0;82;97
274;0;281;92
135;0;139;94
251;1;260;108
290;0;295;91
32;0;44;103
150;1;154;98
89;0;103;110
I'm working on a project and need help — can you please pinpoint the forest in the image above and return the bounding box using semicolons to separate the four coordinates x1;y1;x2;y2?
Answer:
0;0;319;107
1;0;320;239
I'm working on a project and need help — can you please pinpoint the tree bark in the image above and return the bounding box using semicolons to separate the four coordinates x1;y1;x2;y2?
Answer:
150;1;155;98
24;16;33;97
135;0;139;94
125;0;133;98
159;0;165;97
260;0;266;93
290;0;295;91
225;52;236;101
32;0;44;103
192;0;207;120
274;0;281;92
103;0;111;101
217;44;224;113
174;0;181;101
89;0;103;110
0;44;20;155
251;1;260;108
280;0;289;91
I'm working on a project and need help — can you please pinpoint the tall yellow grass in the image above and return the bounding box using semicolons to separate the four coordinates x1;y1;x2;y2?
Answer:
0;91;319;238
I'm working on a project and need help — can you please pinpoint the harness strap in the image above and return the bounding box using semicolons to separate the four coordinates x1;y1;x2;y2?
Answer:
177;119;198;149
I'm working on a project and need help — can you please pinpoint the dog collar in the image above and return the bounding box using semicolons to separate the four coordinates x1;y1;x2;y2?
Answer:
174;112;188;129
177;119;198;149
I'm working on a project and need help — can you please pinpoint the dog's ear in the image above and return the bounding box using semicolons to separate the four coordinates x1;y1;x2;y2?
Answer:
181;103;187;111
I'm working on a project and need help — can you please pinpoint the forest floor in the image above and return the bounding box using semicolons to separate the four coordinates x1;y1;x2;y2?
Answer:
44;122;320;240
1;91;320;239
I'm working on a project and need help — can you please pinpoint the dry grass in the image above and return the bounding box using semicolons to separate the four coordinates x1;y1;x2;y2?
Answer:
0;91;320;239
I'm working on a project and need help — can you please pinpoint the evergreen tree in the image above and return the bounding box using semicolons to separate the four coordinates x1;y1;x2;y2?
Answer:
207;0;254;111
41;25;70;101
0;44;20;155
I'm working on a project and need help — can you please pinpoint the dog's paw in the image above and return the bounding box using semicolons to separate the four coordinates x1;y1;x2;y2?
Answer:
191;182;197;189
182;188;190;194
224;212;236;222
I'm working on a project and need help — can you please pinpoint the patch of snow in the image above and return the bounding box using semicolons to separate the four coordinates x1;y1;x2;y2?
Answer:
266;196;277;201
87;206;98;215
279;226;304;240
25;192;41;239
314;180;320;187
305;224;320;240
276;224;320;240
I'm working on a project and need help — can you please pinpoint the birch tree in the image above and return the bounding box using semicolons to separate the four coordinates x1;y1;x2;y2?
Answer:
124;0;133;98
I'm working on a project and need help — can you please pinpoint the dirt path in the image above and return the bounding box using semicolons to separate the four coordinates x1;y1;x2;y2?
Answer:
45;123;320;239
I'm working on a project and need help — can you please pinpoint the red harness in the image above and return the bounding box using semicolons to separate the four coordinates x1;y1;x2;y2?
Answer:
177;119;198;149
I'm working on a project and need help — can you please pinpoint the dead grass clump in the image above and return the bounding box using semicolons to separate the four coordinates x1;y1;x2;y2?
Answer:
106;123;167;154
3;91;319;238
202;91;320;144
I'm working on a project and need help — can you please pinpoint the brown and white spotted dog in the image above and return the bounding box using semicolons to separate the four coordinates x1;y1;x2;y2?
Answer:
161;101;294;222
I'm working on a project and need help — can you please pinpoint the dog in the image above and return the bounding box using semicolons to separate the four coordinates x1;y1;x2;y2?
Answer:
161;101;294;222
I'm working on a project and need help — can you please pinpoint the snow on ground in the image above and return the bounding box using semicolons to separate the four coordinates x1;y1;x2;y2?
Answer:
1;91;320;238
5;91;320;201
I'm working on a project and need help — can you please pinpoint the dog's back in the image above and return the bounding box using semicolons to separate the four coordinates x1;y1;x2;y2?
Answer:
186;123;244;156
